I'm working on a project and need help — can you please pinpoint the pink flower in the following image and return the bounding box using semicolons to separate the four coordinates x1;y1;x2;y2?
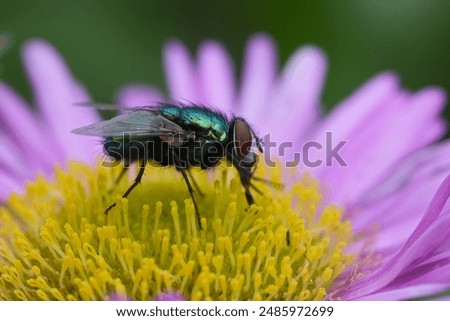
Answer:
1;35;449;300
153;292;186;301
116;34;450;300
0;40;99;198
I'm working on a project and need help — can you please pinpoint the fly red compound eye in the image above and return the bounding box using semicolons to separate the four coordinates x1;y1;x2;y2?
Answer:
233;118;253;158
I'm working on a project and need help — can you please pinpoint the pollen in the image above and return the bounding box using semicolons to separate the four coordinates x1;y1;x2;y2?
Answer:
0;162;353;300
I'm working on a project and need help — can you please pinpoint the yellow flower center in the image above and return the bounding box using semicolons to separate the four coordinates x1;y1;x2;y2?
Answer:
0;162;353;300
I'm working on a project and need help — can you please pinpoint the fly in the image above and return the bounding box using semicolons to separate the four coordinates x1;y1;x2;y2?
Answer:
72;103;264;228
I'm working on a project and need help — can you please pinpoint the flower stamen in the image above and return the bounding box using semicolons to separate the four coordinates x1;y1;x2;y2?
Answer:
0;162;353;300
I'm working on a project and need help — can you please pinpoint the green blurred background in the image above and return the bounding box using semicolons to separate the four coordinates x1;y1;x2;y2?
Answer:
0;0;449;113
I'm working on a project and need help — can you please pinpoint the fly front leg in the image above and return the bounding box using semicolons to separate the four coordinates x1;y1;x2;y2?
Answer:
228;151;256;206
239;172;255;205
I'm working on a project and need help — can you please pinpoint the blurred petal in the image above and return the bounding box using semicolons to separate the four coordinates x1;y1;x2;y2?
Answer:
310;72;399;144
267;45;327;143
304;72;400;179
320;87;446;204
0;82;57;172
0;168;23;198
197;41;236;113
0;134;31;182
163;40;199;101
105;293;131;301
23;39;100;164
116;84;163;107
238;34;277;118
153;292;186;301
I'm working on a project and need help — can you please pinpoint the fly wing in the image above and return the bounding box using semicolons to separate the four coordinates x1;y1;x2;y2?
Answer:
72;110;185;137
74;102;150;111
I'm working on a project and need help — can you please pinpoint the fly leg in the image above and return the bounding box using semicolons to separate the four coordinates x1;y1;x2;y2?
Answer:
227;151;283;205
108;166;129;194
252;175;284;190
239;170;255;205
187;170;205;197
105;156;147;214
228;151;256;206
172;152;202;229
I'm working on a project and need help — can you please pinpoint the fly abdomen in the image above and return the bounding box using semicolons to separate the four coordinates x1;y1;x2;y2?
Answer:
172;139;224;169
104;135;152;165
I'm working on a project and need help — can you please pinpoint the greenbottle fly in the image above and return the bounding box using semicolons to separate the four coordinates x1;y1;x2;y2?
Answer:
72;103;264;228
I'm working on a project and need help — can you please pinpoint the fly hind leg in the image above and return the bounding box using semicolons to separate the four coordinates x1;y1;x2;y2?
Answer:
108;166;129;194
187;170;205;197
172;152;202;229
105;157;147;214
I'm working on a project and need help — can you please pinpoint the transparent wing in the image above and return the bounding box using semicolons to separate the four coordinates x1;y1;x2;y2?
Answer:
73;102;151;111
73;98;194;111
72;110;185;137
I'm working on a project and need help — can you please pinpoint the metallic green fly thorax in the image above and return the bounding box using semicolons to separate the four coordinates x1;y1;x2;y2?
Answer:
160;105;228;142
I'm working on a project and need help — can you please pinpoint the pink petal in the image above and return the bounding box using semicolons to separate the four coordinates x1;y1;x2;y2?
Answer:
315;86;446;205
358;283;450;300
153;292;186;301
345;215;450;300
163;40;199;101
306;72;399;176
23;39;100;164
341;175;450;299
197;41;236;114
357;140;450;211
267;45;327;143
350;140;450;251
373;197;442;251
238;34;277;118
403;175;450;247
116;84;163;107
391;255;450;287
310;72;399;139
105;293;131;301
0;82;57;172
0;134;31;182
352;141;450;248
0;168;23;198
